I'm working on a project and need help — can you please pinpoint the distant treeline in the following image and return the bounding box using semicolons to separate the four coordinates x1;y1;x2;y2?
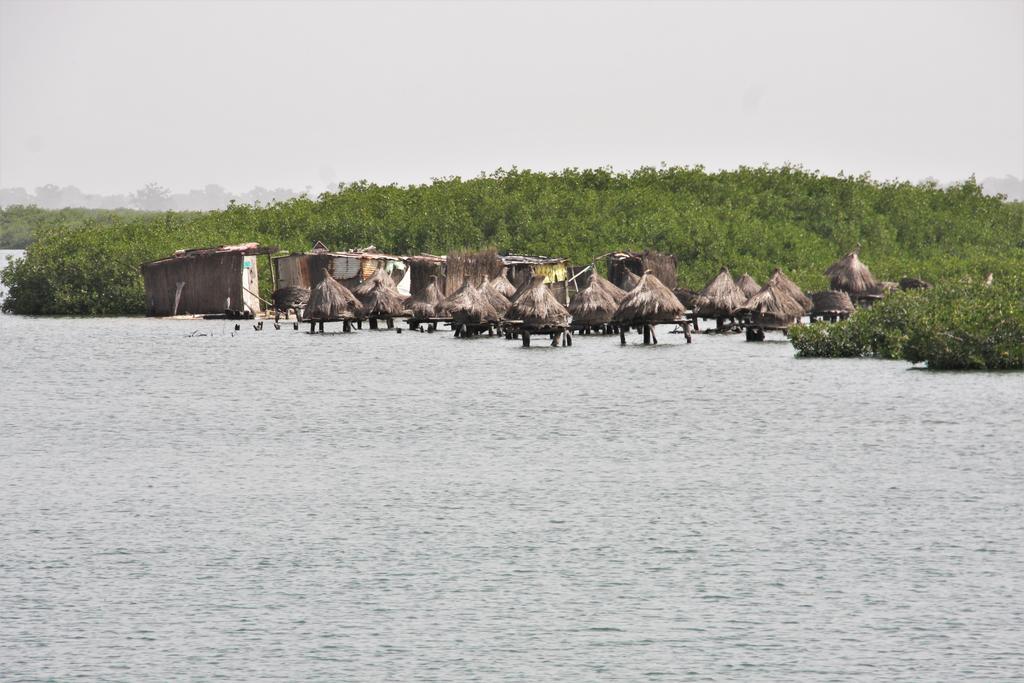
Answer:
2;165;1023;316
0;183;306;213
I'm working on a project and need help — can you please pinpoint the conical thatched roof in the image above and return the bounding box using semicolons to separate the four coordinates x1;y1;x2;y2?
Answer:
304;268;363;321
509;275;532;304
447;280;500;325
810;290;855;315
354;266;407;317
694;267;748;317
510;275;570;327
490;267;518;298
735;273;760;298
613;271;687;325
825;248;878;295
481;276;512;318
620;269;641;292
568;272;619;325
736;278;805;327
404;275;447;319
590;270;627;303
769;268;813;313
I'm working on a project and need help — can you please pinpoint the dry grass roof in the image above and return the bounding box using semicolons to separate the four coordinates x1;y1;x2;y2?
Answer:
404;274;448;319
482;276;512;317
271;286;309;310
736;278;805;326
810;290;855;314
568;272;619;325
613;271;687;325
769;268;813;313
735;273;760;298
694;267;748;317
354;266;407;317
490;267;518;298
304;268;363;321
825;248;878;295
510;275;570;327
447;280;500;324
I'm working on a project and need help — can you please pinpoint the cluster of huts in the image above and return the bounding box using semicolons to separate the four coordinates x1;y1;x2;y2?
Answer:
141;242;920;346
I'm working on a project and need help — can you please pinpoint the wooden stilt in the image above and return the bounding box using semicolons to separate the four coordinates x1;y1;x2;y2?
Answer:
620;327;627;345
318;321;324;333
566;330;573;346
343;320;351;332
643;325;651;345
309;321;316;334
369;318;379;330
522;331;531;347
650;325;658;344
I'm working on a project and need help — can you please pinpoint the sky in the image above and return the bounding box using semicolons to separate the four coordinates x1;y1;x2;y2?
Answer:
1;0;1022;196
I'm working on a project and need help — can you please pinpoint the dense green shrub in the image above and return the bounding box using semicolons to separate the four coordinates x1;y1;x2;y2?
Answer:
790;279;1024;370
3;165;1023;316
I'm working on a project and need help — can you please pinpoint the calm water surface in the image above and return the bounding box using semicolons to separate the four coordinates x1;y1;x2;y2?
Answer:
1;281;1022;679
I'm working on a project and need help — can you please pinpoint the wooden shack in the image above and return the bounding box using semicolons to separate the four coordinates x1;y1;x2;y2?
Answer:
141;242;275;317
272;245;413;297
443;249;572;303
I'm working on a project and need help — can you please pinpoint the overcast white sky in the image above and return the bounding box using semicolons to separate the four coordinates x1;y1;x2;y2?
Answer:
1;0;1022;195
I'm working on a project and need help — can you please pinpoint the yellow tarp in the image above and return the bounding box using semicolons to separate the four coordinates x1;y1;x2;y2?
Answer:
534;262;568;284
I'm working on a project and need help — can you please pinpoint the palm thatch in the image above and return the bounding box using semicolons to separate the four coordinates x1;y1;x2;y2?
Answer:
734;273;760;298
825;247;878;295
354;266;407;317
810;290;854;315
271;286;309;311
404;274;448;319
481;276;512;317
510;275;570;327
694;267;748;317
613;271;687;325
304;268;363;321
447;280;500;325
736;279;805;328
568;272;619;325
490;267;518;298
769;268;813;313
620;269;641;292
444;248;502;296
589;270;627;303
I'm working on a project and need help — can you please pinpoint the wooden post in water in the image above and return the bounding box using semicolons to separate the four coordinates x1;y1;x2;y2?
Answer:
318;321;324;333
386;318;394;329
619;327;627;345
643;325;651;345
309;321;316;334
522;331;531;347
343;320;351;333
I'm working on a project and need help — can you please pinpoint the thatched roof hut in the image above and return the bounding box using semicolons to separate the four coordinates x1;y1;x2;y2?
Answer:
447;280;500;325
404;274;448;319
510;275;570;327
490;267;518;298
810;290;855;316
613;271;687;325
568;272;619;326
354;266;407;318
481;276;512;318
735;273;760;298
304;268;363;321
736;279;805;328
825;248;878;296
769;268;813;313
694;267;748;317
590;270;627;304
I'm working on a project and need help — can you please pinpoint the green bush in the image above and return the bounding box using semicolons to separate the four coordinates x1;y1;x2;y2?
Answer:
791;280;1024;370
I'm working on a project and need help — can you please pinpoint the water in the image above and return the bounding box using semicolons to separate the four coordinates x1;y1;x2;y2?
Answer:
1;302;1021;680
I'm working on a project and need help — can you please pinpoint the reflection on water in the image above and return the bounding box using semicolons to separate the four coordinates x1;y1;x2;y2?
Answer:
0;314;1021;680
